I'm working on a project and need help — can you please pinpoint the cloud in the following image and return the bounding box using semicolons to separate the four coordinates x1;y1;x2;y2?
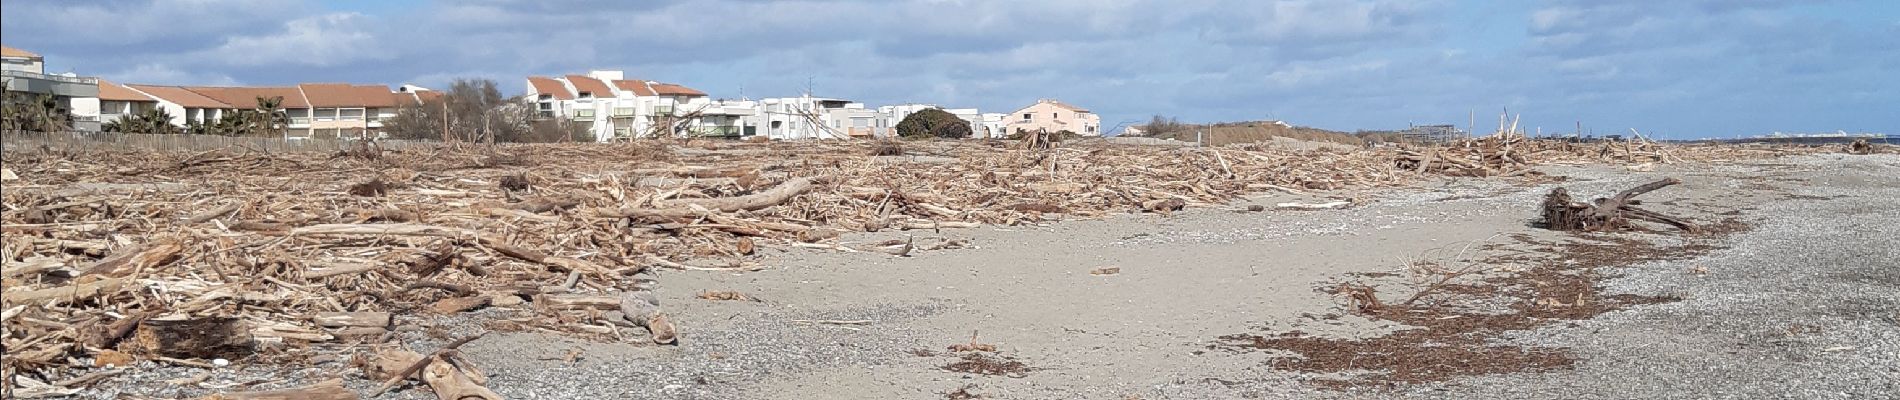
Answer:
196;13;388;67
104;63;241;86
2;0;1893;137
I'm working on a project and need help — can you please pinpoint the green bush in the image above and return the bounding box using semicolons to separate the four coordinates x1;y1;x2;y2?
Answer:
894;108;972;139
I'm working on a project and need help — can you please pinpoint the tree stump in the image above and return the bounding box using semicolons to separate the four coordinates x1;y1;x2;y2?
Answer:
133;316;254;359
1541;177;1700;233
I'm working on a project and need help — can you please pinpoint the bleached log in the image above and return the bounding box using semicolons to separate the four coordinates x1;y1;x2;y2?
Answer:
1275;201;1351;210
313;312;391;328
206;379;358;400
81;239;186;278
2;277;127;304
305;261;380;279
619;291;677;344
653;176;818;212
535;294;621;310
421;357;503;400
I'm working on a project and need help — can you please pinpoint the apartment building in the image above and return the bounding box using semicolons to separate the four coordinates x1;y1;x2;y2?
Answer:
747;96;871;140
526;71;723;141
118;82;414;138
124;84;230;126
296;83;399;138
1005;99;1101;137
95;80;158;123
3;45;103;131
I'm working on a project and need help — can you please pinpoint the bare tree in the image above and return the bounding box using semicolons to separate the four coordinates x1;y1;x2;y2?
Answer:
1142;115;1188;136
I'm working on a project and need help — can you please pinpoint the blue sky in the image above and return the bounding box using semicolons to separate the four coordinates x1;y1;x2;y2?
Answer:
4;0;1894;138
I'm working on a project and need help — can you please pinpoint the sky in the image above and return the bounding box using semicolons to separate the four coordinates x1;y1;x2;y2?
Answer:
4;0;1895;138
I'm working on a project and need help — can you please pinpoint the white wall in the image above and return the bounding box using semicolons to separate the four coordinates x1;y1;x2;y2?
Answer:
68;97;100;120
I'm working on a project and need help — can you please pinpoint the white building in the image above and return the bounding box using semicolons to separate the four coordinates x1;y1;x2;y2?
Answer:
746;95;878;140
526;70;729;141
3;45;102;131
518;70;1035;141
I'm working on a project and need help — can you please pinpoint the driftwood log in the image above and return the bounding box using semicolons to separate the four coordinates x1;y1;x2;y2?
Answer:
652;176;818;212
421;354;504;400
205;379;358;400
620;291;678;344
132;316;254;359
1543;177;1700;232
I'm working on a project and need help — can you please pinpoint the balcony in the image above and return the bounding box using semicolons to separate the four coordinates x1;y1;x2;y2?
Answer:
2;69;98;85
653;106;675;115
2;70;100;98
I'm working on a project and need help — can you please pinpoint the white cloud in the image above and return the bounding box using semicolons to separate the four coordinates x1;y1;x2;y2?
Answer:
106;63;241;86
196;13;388;67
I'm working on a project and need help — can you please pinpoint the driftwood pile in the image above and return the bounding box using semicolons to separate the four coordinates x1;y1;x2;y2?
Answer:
0;138;1801;396
1392;134;1812;177
1542;178;1700;233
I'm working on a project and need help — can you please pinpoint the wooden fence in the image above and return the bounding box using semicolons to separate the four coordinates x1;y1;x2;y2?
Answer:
0;131;440;153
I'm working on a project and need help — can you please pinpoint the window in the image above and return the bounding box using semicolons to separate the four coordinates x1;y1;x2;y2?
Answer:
539;103;552;111
574;109;595;120
315;108;338;122
1052;113;1058;119
539;94;552;101
339;108;365;121
614;126;631;136
613;107;634;117
101;101;126;115
770;121;782;129
579;92;593;99
1022;113;1031;120
853;118;869;127
1087;126;1096;133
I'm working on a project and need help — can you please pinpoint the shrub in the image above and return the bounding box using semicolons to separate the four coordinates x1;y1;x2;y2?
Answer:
895;108;972;139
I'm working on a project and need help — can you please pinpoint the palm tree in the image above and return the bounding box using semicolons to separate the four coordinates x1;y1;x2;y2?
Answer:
253;96;288;138
121;108;177;134
215;110;250;136
1;93;72;132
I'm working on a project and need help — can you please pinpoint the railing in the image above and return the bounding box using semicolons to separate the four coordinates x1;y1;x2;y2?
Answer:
1;130;438;154
1;69;98;85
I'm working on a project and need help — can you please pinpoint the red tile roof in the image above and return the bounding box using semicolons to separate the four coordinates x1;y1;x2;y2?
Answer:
390;92;419;106
97;80;157;102
126;84;234;108
527;76;573;100
565;75;613;98
611;80;657;96
1;45;40;59
298;83;396;108
186;86;310;109
648;83;706;97
415;90;444;103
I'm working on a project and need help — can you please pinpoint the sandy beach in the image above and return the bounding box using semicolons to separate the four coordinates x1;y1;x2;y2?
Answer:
437;153;1896;399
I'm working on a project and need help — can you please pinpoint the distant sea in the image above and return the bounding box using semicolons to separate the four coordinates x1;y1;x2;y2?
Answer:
1713;135;1896;145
